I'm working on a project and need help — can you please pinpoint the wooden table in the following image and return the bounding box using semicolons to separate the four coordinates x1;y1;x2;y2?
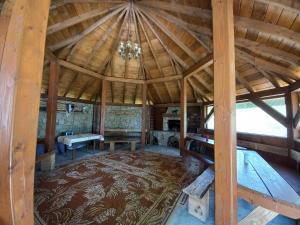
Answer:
237;150;300;223
57;133;104;147
185;149;300;224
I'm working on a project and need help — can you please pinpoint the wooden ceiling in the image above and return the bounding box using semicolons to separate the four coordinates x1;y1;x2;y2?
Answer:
2;0;300;105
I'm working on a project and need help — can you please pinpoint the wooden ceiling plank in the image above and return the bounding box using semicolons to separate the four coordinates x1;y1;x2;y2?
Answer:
50;0;125;10
135;8;173;102
140;1;300;46
187;78;210;102
183;54;213;79
236;38;300;67
138;1;211;19
236;48;299;81
63;72;79;97
236;71;255;93
136;7;189;69
49;5;127;51
47;4;126;35
84;9;127;66
255;0;300;14
77;77;95;100
139;7;200;62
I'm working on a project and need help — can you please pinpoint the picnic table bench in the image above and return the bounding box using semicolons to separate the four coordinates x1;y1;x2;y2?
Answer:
184;150;300;224
104;138;140;153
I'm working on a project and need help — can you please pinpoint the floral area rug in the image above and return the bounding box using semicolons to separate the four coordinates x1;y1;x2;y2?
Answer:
35;152;201;225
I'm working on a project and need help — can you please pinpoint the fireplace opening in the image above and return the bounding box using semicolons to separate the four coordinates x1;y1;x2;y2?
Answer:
168;120;180;132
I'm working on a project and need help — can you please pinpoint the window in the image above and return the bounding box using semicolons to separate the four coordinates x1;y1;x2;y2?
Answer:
206;98;287;137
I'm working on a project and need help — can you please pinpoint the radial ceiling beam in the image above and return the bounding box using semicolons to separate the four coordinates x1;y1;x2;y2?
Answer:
49;5;126;51
47;4;125;35
135;8;173;102
50;0;125;10
135;7;188;69
140;7;200;62
183;54;213;79
84;9;127;67
140;1;300;47
236;48;300;81
235;38;300;67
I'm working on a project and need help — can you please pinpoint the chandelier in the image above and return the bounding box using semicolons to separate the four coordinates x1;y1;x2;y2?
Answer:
118;8;141;60
118;40;141;60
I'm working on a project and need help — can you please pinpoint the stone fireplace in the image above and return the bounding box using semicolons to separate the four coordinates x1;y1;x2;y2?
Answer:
163;107;180;131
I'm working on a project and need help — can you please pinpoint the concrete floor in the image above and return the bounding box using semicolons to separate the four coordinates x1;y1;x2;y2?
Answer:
50;144;297;225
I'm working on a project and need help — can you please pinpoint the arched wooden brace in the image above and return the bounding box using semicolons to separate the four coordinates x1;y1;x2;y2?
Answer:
0;0;51;224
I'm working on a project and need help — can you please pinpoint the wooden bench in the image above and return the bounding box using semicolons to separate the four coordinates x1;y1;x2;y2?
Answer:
184;150;300;224
183;166;215;222
104;139;140;153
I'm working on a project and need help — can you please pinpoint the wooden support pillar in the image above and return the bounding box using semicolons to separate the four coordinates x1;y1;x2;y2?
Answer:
100;80;108;150
0;0;50;224
141;83;147;150
212;0;237;224
180;78;187;155
45;61;59;153
286;91;299;157
200;105;205;134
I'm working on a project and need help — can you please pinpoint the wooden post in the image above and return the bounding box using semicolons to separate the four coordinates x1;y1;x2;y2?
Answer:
0;0;50;224
212;0;237;224
286;91;299;157
141;83;147;150
200;105;205;134
100;80;107;150
45;61;59;153
180;78;187;155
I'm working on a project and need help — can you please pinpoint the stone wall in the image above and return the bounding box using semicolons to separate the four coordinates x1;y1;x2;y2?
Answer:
38;100;143;138
105;106;142;131
38;100;94;138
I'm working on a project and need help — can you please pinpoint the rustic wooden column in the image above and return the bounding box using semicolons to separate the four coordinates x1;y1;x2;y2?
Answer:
45;61;59;153
100;80;108;149
200;105;205;134
212;0;237;224
0;0;50;224
180;78;187;155
285;91;299;157
141;83;147;150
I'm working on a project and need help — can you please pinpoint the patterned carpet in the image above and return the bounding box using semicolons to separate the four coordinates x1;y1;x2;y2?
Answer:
35;152;202;225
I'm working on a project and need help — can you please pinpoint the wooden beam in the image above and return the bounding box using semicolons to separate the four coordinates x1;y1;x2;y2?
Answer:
140;1;300;46
140;7;200;62
255;0;300;15
183;54;213;79
235;38;300;67
49;5;126;51
47;4;125;35
180;79;187;155
212;0;237;224
141;83;147;150
285;91;296;157
0;0;50;224
100;80;108;149
249;97;288;127
45;61;59;153
204;107;214;124
294;107;300;128
57;59;145;84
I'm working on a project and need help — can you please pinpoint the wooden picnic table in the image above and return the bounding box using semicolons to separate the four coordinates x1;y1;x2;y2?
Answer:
184;149;300;223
